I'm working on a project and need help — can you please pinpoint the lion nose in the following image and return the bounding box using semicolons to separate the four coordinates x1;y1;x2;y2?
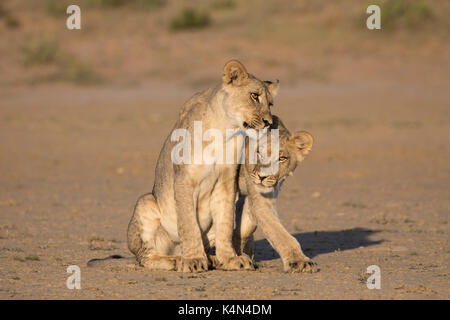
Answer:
263;119;271;128
258;173;268;181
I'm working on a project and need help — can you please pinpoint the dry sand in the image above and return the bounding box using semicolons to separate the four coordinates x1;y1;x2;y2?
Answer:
0;0;449;299
1;77;449;299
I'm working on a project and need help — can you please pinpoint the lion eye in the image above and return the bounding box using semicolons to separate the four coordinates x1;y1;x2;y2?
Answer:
279;156;288;162
250;93;259;102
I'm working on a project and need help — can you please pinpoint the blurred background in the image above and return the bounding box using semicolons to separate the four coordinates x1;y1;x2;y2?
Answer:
0;0;449;299
1;0;449;87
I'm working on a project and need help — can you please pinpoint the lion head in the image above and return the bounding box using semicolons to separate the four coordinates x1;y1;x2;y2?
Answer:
245;116;313;193
221;60;278;130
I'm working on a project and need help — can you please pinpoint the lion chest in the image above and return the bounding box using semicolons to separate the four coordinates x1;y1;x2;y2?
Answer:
195;165;236;233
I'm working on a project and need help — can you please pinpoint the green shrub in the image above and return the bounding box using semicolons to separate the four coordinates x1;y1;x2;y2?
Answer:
0;3;6;17
170;7;211;31
0;3;20;28
212;0;236;10
47;0;69;16
381;0;432;29
21;38;102;85
135;0;166;8
20;39;59;66
4;14;19;28
57;56;102;85
84;0;165;9
47;0;165;15
84;0;127;8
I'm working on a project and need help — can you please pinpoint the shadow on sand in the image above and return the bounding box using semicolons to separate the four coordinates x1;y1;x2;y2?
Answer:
254;227;383;261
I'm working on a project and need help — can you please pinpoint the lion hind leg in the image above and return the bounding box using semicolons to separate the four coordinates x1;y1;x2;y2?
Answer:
128;193;180;270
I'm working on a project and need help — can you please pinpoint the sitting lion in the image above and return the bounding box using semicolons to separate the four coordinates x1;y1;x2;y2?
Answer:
127;60;279;272
90;113;316;273
233;115;317;273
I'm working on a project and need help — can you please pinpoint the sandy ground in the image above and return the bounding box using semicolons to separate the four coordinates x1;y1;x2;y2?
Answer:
0;75;449;299
0;0;449;300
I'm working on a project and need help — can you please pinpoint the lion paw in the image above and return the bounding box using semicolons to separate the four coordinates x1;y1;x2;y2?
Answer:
207;255;220;269
217;255;255;271
178;257;209;273
284;259;318;273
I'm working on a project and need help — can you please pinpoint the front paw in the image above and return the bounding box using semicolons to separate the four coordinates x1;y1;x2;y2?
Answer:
207;255;220;269
178;256;209;273
217;255;255;271
283;259;318;273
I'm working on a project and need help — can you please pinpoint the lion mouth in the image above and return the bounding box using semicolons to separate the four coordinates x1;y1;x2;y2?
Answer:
254;184;275;194
250;172;277;188
260;176;278;188
243;118;264;130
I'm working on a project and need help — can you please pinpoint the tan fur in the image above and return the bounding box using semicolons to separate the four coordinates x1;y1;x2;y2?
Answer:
233;116;317;273
127;60;278;272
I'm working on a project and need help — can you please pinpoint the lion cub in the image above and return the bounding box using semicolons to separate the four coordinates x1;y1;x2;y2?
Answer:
233;115;317;273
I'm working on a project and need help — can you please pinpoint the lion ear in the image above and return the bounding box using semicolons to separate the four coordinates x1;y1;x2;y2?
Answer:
223;60;248;86
264;80;280;97
289;131;313;160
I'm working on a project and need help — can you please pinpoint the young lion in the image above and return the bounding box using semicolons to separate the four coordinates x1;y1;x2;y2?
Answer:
233;115;317;273
127;60;279;272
